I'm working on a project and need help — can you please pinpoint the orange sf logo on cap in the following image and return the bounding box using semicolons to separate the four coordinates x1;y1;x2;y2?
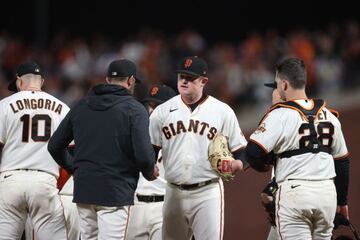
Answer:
151;87;159;96
184;59;192;68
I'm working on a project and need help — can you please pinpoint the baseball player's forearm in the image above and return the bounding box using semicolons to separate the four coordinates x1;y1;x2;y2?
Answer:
334;157;350;205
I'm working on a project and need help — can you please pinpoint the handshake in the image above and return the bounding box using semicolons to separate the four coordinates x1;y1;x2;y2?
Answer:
208;133;246;181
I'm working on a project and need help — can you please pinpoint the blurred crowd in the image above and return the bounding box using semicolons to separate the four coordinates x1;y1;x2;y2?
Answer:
1;20;360;112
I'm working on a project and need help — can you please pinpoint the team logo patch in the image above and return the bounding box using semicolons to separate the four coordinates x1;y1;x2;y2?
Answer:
254;123;266;134
184;59;193;68
151;87;159;96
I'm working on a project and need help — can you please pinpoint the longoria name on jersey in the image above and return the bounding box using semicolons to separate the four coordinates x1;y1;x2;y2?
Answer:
9;98;63;115
162;119;217;140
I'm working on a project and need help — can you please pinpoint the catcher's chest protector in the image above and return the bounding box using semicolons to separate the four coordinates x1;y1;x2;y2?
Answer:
265;99;332;158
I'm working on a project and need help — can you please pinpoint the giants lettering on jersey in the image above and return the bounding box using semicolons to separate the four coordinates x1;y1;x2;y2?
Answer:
9;98;63;115
162;119;217;140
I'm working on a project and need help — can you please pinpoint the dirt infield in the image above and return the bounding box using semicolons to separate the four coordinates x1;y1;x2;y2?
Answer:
224;107;360;239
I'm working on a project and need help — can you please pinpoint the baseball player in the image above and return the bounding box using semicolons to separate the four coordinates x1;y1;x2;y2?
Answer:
127;85;176;240
245;57;350;239
0;61;68;239
25;169;80;240
149;56;247;240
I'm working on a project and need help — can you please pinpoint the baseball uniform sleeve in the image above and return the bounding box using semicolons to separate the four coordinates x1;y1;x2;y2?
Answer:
48;110;74;173
0;101;6;145
149;107;163;148
131;105;155;180
221;106;247;151
330;115;349;159
250;110;283;153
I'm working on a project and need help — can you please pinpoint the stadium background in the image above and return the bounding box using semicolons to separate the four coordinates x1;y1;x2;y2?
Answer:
1;1;359;239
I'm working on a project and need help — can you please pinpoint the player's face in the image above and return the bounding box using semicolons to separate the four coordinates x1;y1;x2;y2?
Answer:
177;73;207;100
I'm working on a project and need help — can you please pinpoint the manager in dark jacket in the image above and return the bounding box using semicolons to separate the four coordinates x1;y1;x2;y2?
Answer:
48;59;159;240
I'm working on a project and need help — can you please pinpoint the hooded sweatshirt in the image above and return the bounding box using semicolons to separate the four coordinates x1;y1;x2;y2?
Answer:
48;84;155;206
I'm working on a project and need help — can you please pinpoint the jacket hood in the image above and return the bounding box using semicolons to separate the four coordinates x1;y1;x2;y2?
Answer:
86;84;132;111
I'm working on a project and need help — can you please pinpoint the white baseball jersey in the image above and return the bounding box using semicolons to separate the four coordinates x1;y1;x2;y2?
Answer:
0;91;70;177
149;95;247;184
136;152;166;196
250;99;349;182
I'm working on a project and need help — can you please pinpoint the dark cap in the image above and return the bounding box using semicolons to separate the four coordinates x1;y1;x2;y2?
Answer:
8;61;42;92
175;56;208;77
107;59;141;83
264;81;277;89
143;85;176;104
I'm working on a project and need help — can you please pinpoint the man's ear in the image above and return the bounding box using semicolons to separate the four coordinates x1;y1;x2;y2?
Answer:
41;78;45;87
105;77;110;84
201;77;208;87
127;76;135;87
283;80;288;91
16;76;22;90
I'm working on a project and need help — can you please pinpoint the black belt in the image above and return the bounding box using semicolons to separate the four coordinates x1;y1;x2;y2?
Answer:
13;169;46;173
137;195;164;202
171;178;219;190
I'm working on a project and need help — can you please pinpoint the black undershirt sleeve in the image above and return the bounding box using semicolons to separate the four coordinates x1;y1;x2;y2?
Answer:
153;146;161;162
244;141;274;172
334;157;350;205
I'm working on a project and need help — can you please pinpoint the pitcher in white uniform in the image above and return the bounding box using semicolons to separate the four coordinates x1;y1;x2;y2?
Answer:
0;61;68;239
244;57;350;240
149;56;247;240
127;85;176;240
25;169;80;240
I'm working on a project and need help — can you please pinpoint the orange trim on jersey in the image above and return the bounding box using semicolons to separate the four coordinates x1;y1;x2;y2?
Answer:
334;152;350;161
294;99;314;110
198;95;210;106
249;139;269;154
257;102;305;126
329;108;340;118
276;186;284;240
152;144;162;149
218;181;223;240
315;101;326;118
275;103;307;121
123;206;131;240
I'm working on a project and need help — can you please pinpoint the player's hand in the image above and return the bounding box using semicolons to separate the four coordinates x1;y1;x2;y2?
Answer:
148;165;159;181
272;89;283;105
337;205;349;220
230;160;243;174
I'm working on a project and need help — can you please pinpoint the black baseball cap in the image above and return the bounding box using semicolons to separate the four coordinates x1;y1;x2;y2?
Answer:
264;81;277;89
175;56;208;77
107;59;141;83
8;61;42;92
143;85;176;104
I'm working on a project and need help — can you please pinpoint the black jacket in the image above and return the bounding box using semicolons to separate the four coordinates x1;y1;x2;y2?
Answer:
48;84;155;206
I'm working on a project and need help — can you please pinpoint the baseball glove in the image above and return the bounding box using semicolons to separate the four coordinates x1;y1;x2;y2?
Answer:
208;133;234;181
333;213;360;240
260;178;278;227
